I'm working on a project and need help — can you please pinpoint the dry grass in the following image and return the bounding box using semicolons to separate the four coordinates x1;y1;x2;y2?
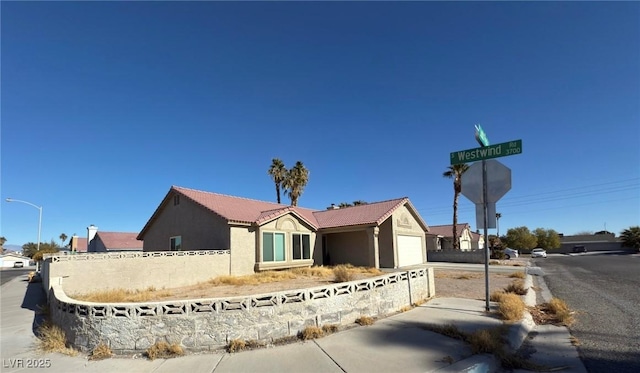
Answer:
490;290;506;302
504;280;528;296
422;324;467;341
145;341;184;360
529;298;575;326
356;316;375;326
37;321;78;356
300;326;324;340
227;339;246;353
440;355;454;365
71;288;173;303
456;274;473;280
322;324;339;334
508;271;525;279
570;336;580;346
497;293;526;321
89;343;113;361
423;324;547;371
399;305;413;313
333;265;355;282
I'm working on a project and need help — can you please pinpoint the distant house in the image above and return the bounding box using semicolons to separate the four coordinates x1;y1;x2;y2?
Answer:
88;231;143;252
426;223;478;251
470;231;486;250
559;233;622;252
69;236;88;253
137;186;430;274
67;226;142;253
0;253;32;268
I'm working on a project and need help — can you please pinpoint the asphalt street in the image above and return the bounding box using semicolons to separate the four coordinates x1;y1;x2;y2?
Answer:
534;252;640;373
0;268;34;286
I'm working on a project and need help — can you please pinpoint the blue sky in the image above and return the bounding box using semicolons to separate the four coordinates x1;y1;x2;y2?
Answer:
2;1;639;248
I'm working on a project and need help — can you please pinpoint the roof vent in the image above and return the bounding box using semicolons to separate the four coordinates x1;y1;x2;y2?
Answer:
326;203;339;210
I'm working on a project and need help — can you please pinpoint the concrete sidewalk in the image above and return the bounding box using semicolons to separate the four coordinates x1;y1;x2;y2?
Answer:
0;271;584;373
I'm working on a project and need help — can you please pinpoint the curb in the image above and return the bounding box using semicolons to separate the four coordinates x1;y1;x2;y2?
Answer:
430;353;498;373
505;272;537;352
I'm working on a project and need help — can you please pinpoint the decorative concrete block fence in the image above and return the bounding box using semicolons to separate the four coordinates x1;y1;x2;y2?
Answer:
49;268;435;354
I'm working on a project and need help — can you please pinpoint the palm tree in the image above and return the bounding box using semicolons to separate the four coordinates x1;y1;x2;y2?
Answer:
284;161;309;206
620;226;640;251
352;200;368;206
443;163;470;250
267;158;287;204
0;236;6;253
59;233;68;247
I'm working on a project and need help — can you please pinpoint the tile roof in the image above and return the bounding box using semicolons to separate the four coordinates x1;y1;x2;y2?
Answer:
427;223;470;238
96;232;142;250
75;237;88;253
138;186;429;239
174;186;319;228
313;198;410;229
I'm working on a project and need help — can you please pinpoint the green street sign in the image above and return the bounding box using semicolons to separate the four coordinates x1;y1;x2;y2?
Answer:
475;124;490;147
450;139;523;165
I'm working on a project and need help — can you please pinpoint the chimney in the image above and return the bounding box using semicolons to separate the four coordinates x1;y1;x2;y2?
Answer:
87;225;98;252
326;204;339;210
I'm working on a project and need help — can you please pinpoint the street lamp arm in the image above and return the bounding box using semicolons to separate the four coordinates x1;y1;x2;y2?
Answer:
6;198;42;210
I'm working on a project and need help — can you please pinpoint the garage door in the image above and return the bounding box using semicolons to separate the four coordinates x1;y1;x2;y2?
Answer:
397;235;424;267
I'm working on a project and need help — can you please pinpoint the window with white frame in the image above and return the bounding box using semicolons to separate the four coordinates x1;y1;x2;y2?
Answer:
292;233;311;260
170;236;182;251
262;232;285;262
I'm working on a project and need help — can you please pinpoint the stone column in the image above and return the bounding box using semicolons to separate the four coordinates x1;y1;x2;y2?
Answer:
368;227;380;269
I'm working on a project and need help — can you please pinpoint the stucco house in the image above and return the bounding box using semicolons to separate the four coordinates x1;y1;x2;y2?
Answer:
137;186;430;274
0;253;32;268
88;231;143;252
426;223;477;251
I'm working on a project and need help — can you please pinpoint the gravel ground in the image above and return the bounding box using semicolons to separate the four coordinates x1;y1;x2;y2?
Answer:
434;269;521;300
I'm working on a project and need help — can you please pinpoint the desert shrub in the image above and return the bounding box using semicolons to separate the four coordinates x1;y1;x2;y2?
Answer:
497;293;525;321
145;341;184;360
355;316;374;326
322;324;339;334
333;265;355;282
300;326;324;340
89;343;113;360
468;328;504;354
546;298;574;326
490;290;506;302
504;280;528;295
456;274;472;280
37;321;77;356
508;271;525;279
227;339;246;353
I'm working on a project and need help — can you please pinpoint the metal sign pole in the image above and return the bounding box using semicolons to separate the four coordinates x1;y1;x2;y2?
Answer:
482;159;490;312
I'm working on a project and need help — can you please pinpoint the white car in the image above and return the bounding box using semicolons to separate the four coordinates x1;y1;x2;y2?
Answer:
531;248;547;258
504;248;519;259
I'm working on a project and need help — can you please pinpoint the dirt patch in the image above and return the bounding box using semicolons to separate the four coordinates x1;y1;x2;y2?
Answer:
434;270;518;300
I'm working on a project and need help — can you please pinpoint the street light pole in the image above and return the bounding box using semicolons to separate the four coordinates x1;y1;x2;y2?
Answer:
496;213;502;238
5;198;43;255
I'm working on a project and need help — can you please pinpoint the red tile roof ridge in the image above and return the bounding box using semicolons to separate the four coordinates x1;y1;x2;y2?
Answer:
172;185;289;207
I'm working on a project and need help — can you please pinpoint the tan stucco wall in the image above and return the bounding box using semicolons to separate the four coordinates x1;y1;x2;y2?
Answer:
43;252;231;294
255;214;316;271
229;226;256;275
326;230;370;267
392;205;427;265
378;218;394;268
142;193;230;251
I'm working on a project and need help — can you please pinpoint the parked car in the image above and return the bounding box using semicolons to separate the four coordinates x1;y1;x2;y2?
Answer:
572;245;587;253
504;248;519;259
13;262;24;268
531;248;547;258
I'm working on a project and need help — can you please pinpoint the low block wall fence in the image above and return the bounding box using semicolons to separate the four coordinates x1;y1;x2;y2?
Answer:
49;267;435;354
427;249;486;264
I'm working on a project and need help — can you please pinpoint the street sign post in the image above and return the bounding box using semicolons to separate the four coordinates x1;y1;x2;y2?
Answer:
450;127;523;311
450;140;522;165
475;124;490;147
